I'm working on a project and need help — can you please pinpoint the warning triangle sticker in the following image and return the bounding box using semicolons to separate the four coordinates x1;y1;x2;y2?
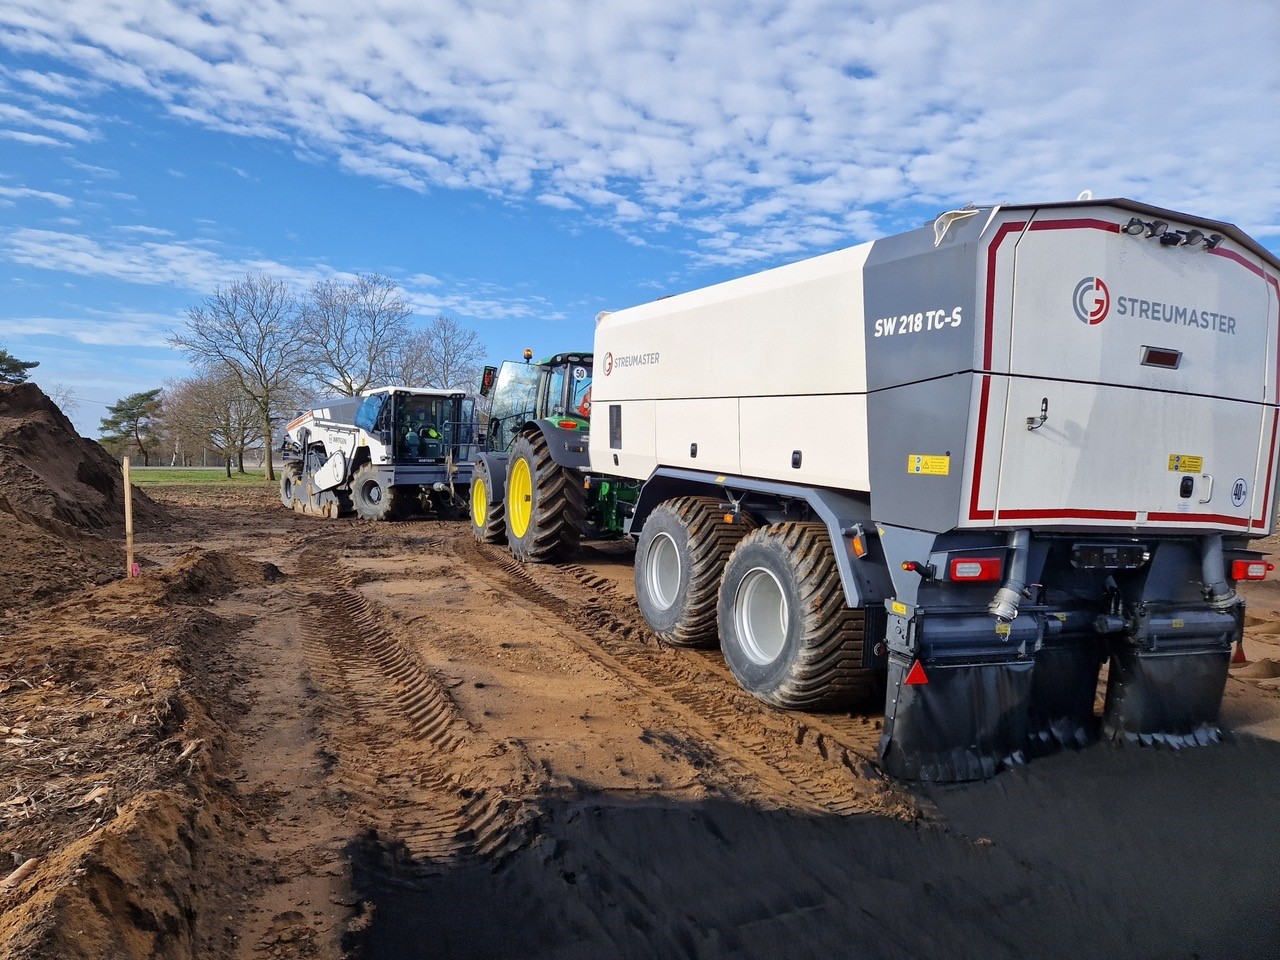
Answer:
904;660;929;685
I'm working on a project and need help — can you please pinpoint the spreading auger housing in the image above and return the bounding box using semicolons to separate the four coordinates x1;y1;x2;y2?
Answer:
475;198;1280;781
280;386;478;520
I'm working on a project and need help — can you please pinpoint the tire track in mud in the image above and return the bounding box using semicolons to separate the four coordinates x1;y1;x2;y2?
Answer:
457;537;912;818
298;559;536;874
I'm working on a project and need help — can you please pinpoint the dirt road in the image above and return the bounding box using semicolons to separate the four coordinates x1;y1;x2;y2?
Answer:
4;483;1280;959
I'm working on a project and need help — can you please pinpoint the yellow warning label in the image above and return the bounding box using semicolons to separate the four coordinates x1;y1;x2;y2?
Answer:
891;601;908;617
995;622;1011;636
1168;454;1203;473
907;454;951;476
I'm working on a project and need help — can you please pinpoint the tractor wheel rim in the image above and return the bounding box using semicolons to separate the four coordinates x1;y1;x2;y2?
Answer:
471;476;487;526
364;480;382;505
735;567;789;665
646;532;681;610
509;457;532;538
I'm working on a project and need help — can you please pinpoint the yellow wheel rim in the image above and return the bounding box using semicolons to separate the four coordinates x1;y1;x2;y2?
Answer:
471;475;487;527
509;456;532;538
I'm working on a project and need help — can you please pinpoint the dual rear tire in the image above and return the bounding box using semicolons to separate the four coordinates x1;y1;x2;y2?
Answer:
636;509;872;710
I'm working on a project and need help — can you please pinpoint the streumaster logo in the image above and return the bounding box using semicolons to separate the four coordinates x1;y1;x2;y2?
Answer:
1073;276;1111;325
602;351;659;375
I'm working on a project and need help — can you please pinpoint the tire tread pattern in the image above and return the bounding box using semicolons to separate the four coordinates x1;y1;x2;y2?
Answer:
471;459;507;543
508;431;585;562
730;521;874;711
649;497;758;647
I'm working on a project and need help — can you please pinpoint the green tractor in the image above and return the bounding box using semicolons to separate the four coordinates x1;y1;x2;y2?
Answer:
471;350;636;561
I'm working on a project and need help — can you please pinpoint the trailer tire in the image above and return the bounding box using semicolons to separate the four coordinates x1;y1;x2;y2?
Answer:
279;464;302;509
470;459;507;543
351;464;402;521
504;430;584;562
718;522;874;711
635;497;758;647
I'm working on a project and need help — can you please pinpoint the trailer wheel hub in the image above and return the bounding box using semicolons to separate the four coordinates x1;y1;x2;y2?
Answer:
644;532;682;611
734;567;789;666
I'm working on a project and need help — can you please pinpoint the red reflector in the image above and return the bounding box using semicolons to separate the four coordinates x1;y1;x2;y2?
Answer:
556;419;579;430
904;660;929;685
1231;560;1269;581
949;556;1003;581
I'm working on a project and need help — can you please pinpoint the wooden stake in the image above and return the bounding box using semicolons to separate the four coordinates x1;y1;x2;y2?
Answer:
123;456;135;578
1;857;40;890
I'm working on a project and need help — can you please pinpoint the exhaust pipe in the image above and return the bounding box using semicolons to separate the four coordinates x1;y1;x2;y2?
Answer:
1201;534;1238;611
989;528;1031;622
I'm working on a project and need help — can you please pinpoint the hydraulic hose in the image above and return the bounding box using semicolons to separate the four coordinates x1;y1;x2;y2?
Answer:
988;528;1031;622
1201;534;1238;611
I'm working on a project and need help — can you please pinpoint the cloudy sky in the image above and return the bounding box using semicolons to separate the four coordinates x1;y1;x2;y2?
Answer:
1;0;1278;436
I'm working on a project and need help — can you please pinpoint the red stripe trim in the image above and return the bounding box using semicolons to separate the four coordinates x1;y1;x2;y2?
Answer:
1027;217;1123;235
998;508;1136;521
1148;512;1251;527
982;222;1025;369
968;375;994;520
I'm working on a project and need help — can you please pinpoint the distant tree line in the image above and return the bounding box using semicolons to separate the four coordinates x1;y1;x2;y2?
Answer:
3;272;487;480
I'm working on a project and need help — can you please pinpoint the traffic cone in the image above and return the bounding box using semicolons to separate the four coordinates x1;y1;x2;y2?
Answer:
1232;639;1248;665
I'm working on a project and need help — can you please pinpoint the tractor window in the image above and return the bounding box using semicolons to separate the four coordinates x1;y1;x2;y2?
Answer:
545;365;568;417
487;361;541;453
568;363;592;419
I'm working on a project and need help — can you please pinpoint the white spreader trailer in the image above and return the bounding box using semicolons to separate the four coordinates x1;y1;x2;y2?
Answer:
481;198;1280;780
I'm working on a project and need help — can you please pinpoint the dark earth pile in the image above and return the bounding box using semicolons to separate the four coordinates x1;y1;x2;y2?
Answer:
0;383;166;609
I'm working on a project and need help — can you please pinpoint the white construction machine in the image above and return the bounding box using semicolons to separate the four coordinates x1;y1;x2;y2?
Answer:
473;198;1280;780
280;386;477;520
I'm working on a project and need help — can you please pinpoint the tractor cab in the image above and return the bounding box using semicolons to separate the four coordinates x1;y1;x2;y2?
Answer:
481;351;593;453
354;387;477;465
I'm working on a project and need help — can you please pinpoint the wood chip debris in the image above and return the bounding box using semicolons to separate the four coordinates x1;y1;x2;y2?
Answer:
76;785;110;807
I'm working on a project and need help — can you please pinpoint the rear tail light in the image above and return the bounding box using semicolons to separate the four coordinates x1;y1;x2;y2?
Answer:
1231;560;1274;581
949;557;1003;582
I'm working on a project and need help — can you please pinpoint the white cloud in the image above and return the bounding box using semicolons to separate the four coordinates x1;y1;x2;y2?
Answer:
0;0;1276;265
4;309;181;347
0;128;67;147
0;185;74;207
1;227;554;326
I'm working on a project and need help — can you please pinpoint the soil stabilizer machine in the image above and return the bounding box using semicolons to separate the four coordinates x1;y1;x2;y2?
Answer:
280;386;477;520
474;198;1280;781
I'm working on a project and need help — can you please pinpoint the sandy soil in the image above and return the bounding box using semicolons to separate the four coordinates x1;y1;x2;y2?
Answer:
2;456;1280;957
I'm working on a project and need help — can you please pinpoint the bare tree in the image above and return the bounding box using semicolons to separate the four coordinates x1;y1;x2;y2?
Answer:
382;315;486;391
171;273;304;481
298;274;412;396
41;382;80;416
165;373;260;475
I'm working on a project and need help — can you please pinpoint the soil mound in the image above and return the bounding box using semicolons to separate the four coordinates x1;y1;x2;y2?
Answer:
1233;657;1280;680
159;550;285;604
0;383;170;609
0;382;165;530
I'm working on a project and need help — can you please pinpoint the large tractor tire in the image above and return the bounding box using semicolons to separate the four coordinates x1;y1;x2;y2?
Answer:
351;464;403;521
470;458;507;544
504;430;585;563
718;522;874;711
634;497;759;647
279;463;302;509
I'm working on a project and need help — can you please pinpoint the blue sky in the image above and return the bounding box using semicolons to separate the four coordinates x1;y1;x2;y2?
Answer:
1;0;1278;438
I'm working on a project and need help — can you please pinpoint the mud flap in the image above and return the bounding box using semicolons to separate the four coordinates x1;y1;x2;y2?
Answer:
1102;643;1230;747
1027;638;1104;754
879;654;1034;782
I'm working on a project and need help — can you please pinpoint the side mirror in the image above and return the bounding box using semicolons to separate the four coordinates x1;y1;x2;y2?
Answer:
479;365;497;397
